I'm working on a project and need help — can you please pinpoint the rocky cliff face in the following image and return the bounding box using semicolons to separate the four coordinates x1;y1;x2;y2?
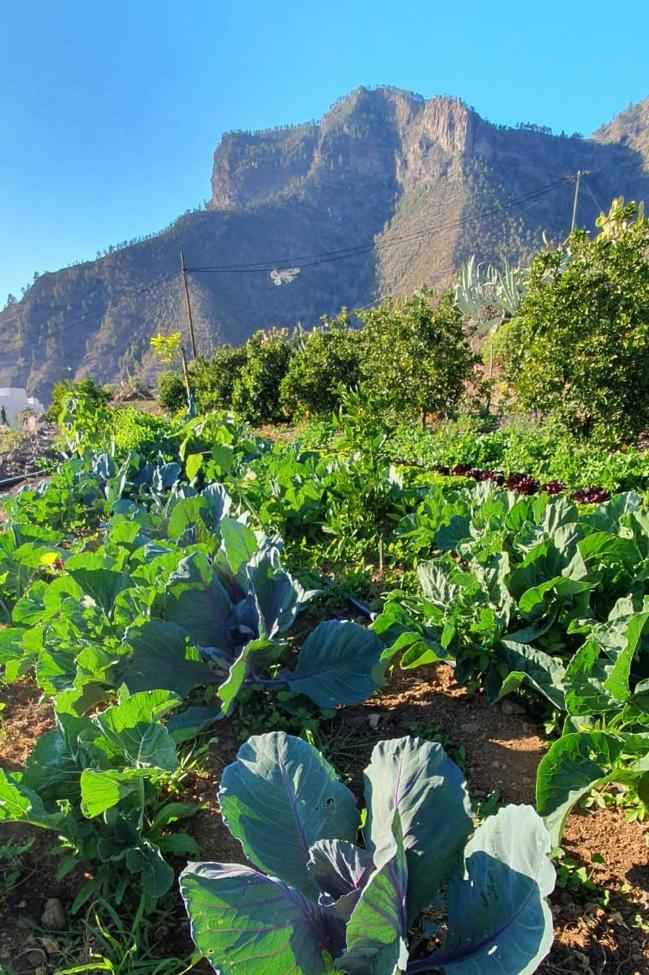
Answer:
210;124;319;208
2;87;648;401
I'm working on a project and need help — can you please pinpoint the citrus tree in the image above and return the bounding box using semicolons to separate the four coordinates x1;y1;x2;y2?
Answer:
232;328;292;424
280;312;362;418
500;200;649;443
357;289;474;425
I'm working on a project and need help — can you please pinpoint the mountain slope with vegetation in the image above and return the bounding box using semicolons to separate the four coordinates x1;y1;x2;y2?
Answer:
2;86;649;399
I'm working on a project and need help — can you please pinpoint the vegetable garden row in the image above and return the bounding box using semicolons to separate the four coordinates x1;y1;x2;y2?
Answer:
0;402;647;974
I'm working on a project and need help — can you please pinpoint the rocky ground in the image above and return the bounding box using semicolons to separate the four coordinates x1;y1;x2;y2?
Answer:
0;423;58;486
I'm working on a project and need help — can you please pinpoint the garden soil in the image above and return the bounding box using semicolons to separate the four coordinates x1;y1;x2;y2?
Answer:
1;665;647;974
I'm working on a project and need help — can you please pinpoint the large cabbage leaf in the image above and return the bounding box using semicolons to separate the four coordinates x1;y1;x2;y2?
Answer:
219;732;359;894
419;805;555;975
287;620;386;708
364;737;472;919
180;864;335;975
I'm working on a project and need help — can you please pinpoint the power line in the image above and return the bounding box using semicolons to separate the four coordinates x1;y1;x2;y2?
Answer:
9;271;178;355
581;176;605;216
184;176;572;274
5;174;573;360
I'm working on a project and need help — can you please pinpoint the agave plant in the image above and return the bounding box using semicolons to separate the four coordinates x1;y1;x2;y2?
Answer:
181;732;555;975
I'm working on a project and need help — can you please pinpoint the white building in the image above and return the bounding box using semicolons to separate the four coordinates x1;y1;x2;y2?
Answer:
0;388;45;428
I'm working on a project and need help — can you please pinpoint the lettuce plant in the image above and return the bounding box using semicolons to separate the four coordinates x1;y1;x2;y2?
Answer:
181;732;555;975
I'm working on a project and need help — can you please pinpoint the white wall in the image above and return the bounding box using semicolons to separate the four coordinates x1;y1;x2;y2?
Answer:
0;388;45;428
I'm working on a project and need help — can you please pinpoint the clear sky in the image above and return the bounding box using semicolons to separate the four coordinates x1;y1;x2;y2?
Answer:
1;0;648;302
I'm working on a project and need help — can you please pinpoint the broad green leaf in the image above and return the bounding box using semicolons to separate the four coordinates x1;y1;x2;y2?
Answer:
167;497;212;545
508;541;564;602
220;517;259;576
119;620;215;696
0;627;30;682
518;576;591;621
0;770;69;829
578;532;641;571
497;641;566;711
306;839;373;903
364;736;472;919
137;841;176;898
288;620;386;708
341;815;409;975
601;608;649;700
372;602;445;667
160;553;234;650
185;453;203;482
217;639;274;714
425;805;554;975
416;558;459;605
435;515;471;551
22;727;85;802
96;694;179;772
219;732;359;894
245;548;305;638
537;731;649;846
167;706;221;743
64;556;131;614
158;832;200;857
565;639;621;716
150;801;197;831
80;768;151;817
180;864;335;975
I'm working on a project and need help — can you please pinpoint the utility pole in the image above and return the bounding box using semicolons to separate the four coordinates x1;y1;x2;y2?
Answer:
180;251;198;359
569;170;593;233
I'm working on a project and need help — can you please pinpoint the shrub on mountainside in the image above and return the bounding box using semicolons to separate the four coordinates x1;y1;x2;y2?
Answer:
357;289;475;424
279;313;362;417
500;199;649;444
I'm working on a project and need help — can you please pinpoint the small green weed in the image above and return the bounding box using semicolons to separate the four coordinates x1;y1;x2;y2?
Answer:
551;849;611;907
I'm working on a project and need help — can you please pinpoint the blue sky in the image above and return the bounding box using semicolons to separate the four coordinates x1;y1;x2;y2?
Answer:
1;0;648;302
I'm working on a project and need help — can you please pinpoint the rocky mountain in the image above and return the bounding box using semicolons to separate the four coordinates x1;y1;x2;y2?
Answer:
2;86;649;400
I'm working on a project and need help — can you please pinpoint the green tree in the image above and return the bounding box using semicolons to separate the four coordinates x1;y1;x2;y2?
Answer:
500;200;649;443
231;328;292;424
357;289;474;425
279;312;362;418
192;345;249;412
157;345;249;415
157;370;187;413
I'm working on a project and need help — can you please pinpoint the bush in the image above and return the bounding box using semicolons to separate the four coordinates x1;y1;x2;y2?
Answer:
157;371;187;413
110;408;172;454
46;378;111;422
231;329;292;425
500;200;649;444
279;314;362;418
357;289;475;424
192;345;249;412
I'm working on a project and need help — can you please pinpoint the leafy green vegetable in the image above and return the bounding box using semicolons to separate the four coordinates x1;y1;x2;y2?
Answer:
181;732;555;975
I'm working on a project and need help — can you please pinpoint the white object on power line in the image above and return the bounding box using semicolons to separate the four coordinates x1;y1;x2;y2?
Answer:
269;267;301;286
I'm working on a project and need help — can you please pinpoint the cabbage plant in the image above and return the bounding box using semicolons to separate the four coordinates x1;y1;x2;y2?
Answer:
181;732;555;974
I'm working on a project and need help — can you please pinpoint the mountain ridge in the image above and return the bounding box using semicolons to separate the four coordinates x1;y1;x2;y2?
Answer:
2;86;649;400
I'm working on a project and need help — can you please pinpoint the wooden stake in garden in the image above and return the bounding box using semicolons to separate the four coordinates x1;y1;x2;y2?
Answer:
179;342;192;400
